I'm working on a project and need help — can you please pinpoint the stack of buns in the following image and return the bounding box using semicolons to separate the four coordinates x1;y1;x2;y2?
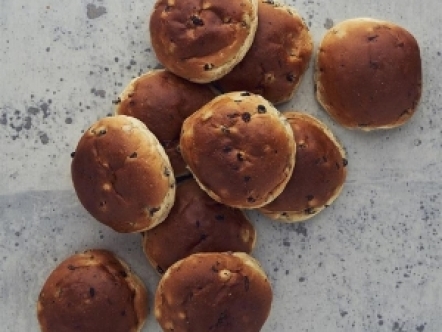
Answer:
37;0;422;331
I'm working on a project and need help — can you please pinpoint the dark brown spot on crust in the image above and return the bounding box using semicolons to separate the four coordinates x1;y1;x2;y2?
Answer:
157;265;165;274
129;152;137;158
150;207;160;216
242;112;251;122
237;152;244;162
89;287;95;298
286;73;296;82
257;105;266;114
190;15;204;26
343;158;348;167
240;91;251;96
70;152;75;158
244;276;250;291
204;63;214;71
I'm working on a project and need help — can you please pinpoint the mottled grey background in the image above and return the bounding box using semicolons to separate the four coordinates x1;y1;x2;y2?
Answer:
1;0;441;331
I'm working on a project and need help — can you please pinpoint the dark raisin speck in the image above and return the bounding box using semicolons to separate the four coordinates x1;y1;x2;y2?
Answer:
204;63;214;71
286;73;296;82
67;265;76;270
343;158;348;167
70;152;75;158
157;265;165;274
247;197;256;203
242;112;251;122
306;195;314;201
190;15;204;26
237;153;244;161
89;287;95;298
222;146;232;153
257;105;266;113
240;91;251;96
305;207;315;215
244;176;251;182
215;215;225;221
150;207;160;216
129;152;137;158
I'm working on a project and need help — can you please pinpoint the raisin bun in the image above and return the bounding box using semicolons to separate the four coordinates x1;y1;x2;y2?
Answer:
216;1;313;104
37;250;148;332
149;0;259;83
316;18;422;130
115;70;216;177
155;252;272;332
260;112;347;222
142;179;256;274
71;115;175;233
180;92;296;209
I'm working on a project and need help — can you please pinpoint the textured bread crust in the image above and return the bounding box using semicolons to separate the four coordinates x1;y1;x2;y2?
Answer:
37;249;148;332
180;92;296;208
315;18;422;130
260;112;347;222
71;115;175;233
155;252;272;332
216;1;313;104
149;0;259;83
142;179;256;273
115;70;216;177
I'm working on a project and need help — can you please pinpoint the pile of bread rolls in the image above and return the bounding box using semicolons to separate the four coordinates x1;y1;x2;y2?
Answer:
37;0;422;331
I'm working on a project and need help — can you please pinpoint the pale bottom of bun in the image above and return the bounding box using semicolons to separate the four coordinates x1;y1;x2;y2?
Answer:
259;180;345;223
114;257;149;332
128;117;176;232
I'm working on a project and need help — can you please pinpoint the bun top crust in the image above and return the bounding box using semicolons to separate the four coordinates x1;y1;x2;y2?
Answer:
180;92;296;208
260;112;347;221
216;1;313;104
37;249;148;332
71;115;175;233
316;18;422;130
115;70;216;177
155;252;272;332
142;179;256;273
149;0;259;83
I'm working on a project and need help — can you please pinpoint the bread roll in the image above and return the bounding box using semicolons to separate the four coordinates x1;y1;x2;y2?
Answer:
115;69;216;177
71;115;175;233
142;179;256;273
155;252;272;332
149;0;259;83
216;1;313;104
315;18;422;130
260;112;347;222
37;249;148;332
180;92;296;208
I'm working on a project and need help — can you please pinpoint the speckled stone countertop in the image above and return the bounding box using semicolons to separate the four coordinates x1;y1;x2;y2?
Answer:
1;1;441;331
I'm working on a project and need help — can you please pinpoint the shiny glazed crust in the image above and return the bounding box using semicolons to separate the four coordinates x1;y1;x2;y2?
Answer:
115;70;216;177
180;92;296;208
149;0;259;83
142;179;256;273
260;112;347;222
71;115;175;233
155;252;272;332
216;1;313;104
37;249;148;332
315;18;422;130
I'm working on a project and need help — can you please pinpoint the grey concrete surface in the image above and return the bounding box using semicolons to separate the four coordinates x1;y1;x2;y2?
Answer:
1;0;441;331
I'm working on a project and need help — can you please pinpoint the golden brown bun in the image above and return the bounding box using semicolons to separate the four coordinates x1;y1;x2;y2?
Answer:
216;1;313;104
149;0;259;83
315;18;422;130
71;115;175;233
115;70;216;177
37;249;148;332
142;179;256;273
155;252;272;332
260;112;347;222
180;92;296;208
